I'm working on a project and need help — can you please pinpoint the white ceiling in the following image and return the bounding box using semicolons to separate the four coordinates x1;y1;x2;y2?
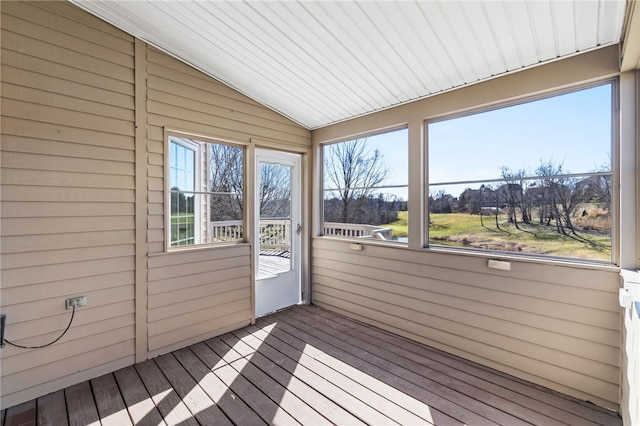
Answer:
70;0;628;130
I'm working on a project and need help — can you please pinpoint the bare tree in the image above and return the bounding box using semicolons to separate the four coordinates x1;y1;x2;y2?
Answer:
499;167;531;227
209;144;243;221
535;160;587;235
324;138;390;223
259;163;291;218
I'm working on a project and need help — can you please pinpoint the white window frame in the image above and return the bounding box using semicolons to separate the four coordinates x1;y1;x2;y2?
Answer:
424;79;618;264
320;127;409;244
165;129;246;251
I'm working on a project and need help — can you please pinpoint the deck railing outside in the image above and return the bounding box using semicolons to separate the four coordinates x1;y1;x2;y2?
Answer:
323;222;393;240
209;219;291;251
210;220;393;249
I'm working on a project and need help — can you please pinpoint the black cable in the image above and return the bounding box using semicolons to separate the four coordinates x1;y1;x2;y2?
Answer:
3;306;75;349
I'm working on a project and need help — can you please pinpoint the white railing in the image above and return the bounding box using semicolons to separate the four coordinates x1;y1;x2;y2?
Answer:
259;219;290;251
209;220;243;242
323;222;393;240
209;219;291;251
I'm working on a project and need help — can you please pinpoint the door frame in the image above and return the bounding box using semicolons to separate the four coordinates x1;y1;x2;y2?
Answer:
253;147;307;319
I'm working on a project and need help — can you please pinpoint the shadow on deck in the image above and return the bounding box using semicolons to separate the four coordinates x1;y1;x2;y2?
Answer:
1;305;621;425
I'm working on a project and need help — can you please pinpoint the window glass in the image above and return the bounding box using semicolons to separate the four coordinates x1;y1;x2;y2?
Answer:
168;136;244;248
323;128;408;243
427;84;613;261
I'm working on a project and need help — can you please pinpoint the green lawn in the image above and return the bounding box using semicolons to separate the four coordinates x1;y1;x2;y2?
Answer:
387;211;611;261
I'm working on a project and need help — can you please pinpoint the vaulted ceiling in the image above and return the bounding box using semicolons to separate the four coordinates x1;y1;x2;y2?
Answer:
70;0;628;130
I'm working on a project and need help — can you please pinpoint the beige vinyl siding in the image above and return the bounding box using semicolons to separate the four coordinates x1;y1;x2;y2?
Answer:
0;1;136;408
312;238;621;409
620;271;640;425
144;45;310;356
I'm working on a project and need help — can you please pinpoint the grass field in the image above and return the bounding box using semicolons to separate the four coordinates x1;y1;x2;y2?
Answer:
388;211;611;261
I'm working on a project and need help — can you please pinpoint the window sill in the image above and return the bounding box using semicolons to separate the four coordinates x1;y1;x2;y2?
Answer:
313;235;620;272
150;241;250;257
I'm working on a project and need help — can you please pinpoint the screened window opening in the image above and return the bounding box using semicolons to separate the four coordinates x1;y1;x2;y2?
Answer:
427;83;613;262
322;128;408;243
168;135;244;248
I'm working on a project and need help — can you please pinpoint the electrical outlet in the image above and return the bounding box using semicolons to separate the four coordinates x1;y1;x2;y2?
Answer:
66;296;87;310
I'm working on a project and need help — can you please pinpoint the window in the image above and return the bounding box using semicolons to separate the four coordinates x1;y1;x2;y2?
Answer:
322;128;408;243
427;83;613;262
167;134;244;248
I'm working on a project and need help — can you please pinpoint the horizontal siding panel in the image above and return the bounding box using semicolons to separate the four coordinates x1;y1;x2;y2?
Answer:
1;168;134;190
148;102;308;147
1;135;134;162
1;244;134;269
314;270;619;367
146;74;295;127
2;50;134;98
2;2;134;54
314;240;619;307
313;255;620;331
1;216;134;237
148;244;250;268
1;202;134;218
149;266;250;296
312;239;621;407
148;165;164;178
147;50;274;106
1;30;134;83
147;84;307;137
147;89;309;141
1;64;133;111
2;299;135;338
314;261;619;346
2;341;135;396
1;152;133;176
147;253;249;281
2;83;134;121
313;238;619;292
0;1;136;410
2;256;135;287
149;287;250;323
149;298;249;339
148;203;164;216
1;117;134;150
1;230;134;254
35;1;134;41
1;271;135;304
312;289;619;405
1;15;134;69
2;99;134;136
149;277;249;309
148;314;250;359
147;229;164;244
147;177;163;192
2;319;134;375
148;152;163;166
148;305;251;353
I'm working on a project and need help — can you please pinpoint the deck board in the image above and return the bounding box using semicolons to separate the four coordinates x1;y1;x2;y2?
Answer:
2;305;622;426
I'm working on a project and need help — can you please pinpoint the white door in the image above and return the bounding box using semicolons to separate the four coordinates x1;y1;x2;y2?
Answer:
255;149;302;317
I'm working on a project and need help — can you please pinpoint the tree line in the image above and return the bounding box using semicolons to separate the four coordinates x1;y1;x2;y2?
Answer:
430;160;611;236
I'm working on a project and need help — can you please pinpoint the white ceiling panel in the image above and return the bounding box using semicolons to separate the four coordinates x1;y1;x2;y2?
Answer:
70;0;628;130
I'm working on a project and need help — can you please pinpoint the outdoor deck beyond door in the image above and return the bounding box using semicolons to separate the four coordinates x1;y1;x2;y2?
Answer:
255;150;302;318
0;305;621;426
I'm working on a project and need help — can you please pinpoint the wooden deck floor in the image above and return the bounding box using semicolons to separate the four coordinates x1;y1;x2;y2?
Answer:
1;305;621;426
258;253;290;279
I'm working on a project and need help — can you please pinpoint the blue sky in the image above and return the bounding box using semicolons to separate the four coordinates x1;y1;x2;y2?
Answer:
355;82;612;200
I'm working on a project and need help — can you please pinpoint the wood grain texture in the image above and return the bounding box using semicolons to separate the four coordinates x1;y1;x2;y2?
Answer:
3;306;620;426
